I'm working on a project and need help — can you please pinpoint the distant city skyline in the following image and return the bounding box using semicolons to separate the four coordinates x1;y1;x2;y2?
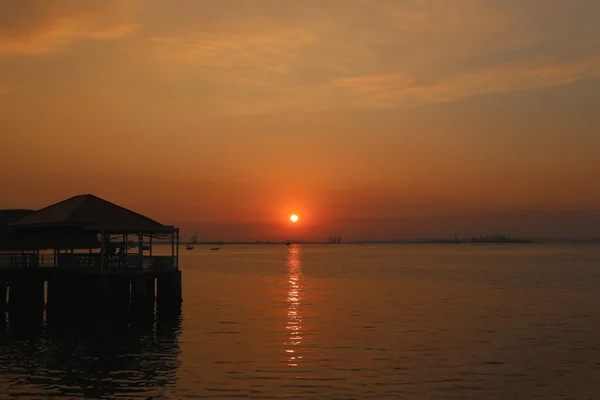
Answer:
1;1;599;241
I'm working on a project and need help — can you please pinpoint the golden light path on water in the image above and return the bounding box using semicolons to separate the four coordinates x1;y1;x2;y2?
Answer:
285;244;303;367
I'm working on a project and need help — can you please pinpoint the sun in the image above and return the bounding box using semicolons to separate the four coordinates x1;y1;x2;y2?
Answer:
290;214;299;223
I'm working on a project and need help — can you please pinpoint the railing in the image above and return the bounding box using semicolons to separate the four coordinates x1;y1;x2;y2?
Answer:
39;254;55;268
0;253;40;269
104;255;175;273
0;253;176;273
57;254;99;270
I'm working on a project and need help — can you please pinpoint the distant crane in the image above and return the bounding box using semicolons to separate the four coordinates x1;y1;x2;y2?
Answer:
327;236;342;244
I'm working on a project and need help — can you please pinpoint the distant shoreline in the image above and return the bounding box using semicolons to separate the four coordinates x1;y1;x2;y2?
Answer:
173;240;600;245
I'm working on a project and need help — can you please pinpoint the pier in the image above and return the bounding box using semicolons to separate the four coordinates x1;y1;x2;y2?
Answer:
0;194;182;323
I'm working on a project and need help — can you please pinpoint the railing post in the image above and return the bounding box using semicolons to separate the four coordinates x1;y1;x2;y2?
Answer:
171;231;174;262
139;232;143;270
100;230;105;274
176;230;179;270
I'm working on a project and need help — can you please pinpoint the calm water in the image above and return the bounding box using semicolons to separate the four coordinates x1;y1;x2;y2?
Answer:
1;243;600;399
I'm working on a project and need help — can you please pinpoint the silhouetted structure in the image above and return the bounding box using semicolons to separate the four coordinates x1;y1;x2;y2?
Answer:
432;234;461;244
0;209;35;227
0;194;182;322
469;234;531;244
0;209;35;249
327;236;342;244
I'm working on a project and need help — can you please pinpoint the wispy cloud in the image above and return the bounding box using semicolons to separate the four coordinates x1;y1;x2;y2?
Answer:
2;0;600;114
0;0;139;55
151;27;317;70
139;1;600;114
333;49;600;108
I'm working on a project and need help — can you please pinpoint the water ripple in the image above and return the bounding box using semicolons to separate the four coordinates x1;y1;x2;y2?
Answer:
3;244;600;398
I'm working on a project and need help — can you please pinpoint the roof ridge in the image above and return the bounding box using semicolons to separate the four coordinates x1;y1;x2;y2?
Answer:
7;194;85;225
35;194;83;212
5;193;167;229
88;194;161;225
64;194;91;222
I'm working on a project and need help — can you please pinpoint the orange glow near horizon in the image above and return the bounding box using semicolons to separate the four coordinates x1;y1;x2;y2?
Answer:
1;1;599;241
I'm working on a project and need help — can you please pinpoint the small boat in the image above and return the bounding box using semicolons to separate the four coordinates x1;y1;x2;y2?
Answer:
209;247;219;251
185;245;194;250
285;242;291;246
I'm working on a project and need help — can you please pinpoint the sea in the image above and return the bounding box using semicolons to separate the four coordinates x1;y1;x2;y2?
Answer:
1;243;600;399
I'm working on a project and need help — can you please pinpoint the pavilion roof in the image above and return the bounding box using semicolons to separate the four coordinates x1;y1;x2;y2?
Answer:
0;209;35;226
6;194;176;233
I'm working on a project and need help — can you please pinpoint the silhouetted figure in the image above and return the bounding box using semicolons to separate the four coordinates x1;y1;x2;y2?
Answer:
106;241;116;257
116;248;126;267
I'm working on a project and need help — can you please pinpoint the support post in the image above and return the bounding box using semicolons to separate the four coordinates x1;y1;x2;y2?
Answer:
175;230;179;270
46;270;61;320
157;270;182;314
171;232;174;260
139;232;143;269
0;280;7;315
8;270;45;321
100;230;105;274
94;274;130;320
124;232;129;267
131;275;155;319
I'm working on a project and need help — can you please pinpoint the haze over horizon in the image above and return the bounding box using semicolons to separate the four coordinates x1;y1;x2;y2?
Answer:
1;0;599;241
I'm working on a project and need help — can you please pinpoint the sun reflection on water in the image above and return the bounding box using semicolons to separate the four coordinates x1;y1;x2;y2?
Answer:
285;244;303;367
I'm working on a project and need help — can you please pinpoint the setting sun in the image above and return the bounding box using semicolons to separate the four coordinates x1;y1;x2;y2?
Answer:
290;214;299;223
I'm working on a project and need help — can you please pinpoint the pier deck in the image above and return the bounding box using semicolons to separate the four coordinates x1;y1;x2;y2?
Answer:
0;194;182;321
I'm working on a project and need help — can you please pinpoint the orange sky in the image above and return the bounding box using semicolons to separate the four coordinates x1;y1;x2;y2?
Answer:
1;0;599;241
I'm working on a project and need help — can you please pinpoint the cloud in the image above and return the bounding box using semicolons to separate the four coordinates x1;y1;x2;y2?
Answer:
0;0;139;55
3;0;599;114
139;1;600;114
150;27;316;71
333;49;600;108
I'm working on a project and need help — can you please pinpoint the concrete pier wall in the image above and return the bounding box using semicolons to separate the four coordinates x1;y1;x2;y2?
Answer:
131;274;155;319
157;270;182;312
1;269;182;323
107;275;133;319
0;282;7;314
7;270;45;320
48;271;83;318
